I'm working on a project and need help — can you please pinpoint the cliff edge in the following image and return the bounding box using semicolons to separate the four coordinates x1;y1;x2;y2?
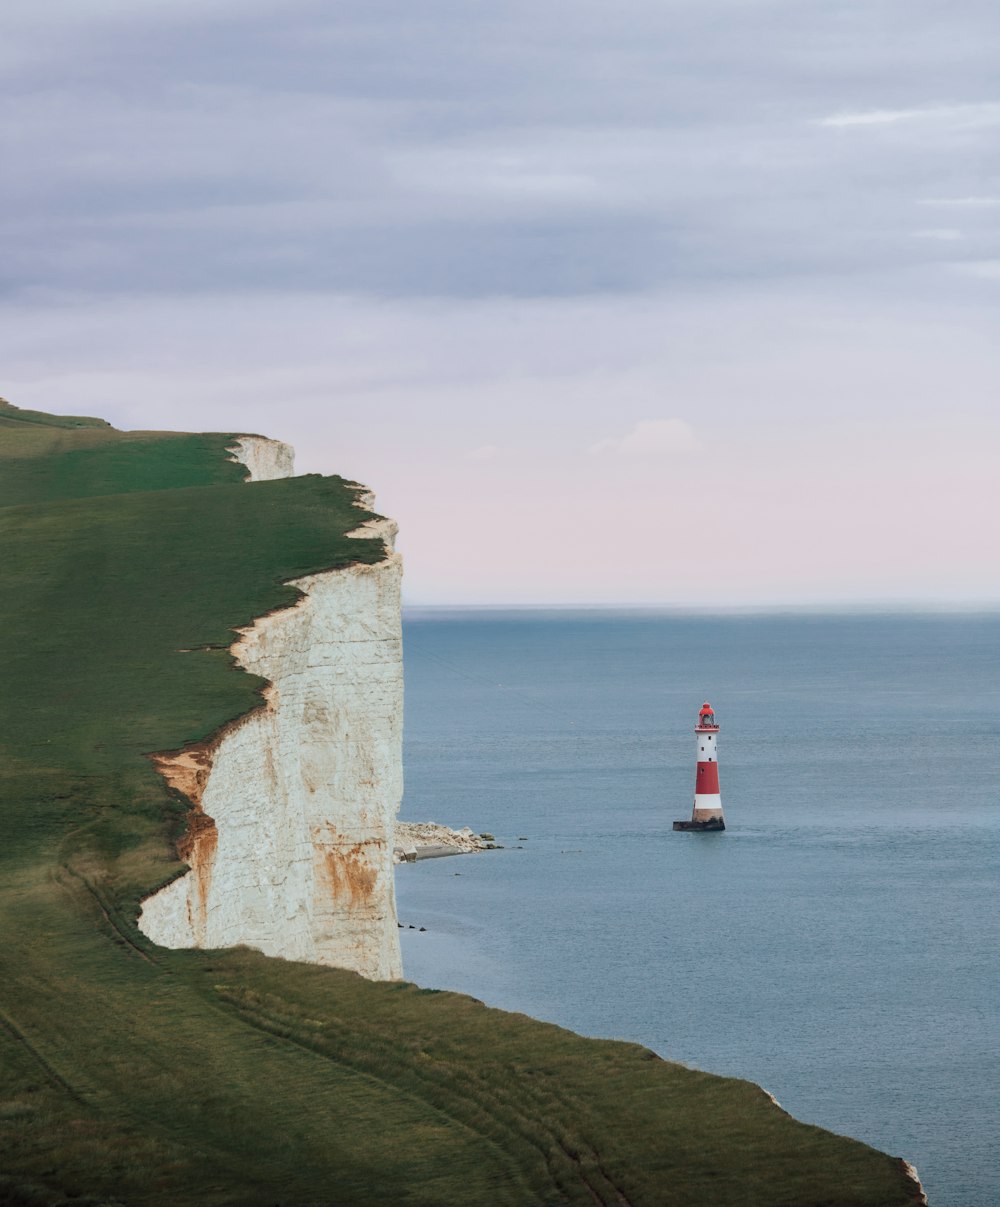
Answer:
138;440;404;980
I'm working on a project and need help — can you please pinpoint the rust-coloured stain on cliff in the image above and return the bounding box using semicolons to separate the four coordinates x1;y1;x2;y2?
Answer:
315;829;385;906
181;804;217;929
153;748;213;808
152;746;219;929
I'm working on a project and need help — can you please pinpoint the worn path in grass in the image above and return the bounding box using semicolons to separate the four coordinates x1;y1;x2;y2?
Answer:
0;401;924;1206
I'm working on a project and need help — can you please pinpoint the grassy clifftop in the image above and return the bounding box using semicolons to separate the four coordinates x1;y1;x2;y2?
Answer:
0;402;922;1206
0;398;249;507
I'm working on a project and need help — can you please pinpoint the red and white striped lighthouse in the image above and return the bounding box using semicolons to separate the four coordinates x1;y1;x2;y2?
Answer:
673;701;726;832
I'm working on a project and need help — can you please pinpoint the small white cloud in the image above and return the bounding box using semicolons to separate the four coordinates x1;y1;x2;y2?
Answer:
388;145;616;215
912;228;963;241
819;102;1000;129
590;418;699;457
950;260;1000;279
918;196;1000;207
468;444;499;461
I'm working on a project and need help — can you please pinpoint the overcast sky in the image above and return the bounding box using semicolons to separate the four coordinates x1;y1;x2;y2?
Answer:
3;0;998;605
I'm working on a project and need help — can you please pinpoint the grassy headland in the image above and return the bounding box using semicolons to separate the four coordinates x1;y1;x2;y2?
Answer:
0;400;922;1205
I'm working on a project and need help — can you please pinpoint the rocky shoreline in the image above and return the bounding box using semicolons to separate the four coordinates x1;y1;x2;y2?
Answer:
393;821;500;862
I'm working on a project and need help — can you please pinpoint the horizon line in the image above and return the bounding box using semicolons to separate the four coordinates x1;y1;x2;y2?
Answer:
401;600;1000;616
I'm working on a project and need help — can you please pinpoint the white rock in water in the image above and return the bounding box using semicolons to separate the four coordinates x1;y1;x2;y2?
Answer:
138;436;403;981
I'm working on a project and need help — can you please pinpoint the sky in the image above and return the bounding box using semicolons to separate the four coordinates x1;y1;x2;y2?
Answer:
2;0;998;606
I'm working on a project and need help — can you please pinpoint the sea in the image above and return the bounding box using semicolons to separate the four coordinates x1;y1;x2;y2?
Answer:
394;610;1000;1207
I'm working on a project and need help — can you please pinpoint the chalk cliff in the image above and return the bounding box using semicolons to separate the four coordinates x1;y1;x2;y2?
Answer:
227;434;296;481
138;440;403;980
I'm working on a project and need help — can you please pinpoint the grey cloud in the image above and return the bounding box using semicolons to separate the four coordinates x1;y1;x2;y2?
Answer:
1;0;999;300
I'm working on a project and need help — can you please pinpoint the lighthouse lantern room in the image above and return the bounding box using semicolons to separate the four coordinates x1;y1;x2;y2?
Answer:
673;701;726;832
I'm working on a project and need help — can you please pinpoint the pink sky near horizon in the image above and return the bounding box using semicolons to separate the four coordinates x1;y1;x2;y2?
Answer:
4;285;998;608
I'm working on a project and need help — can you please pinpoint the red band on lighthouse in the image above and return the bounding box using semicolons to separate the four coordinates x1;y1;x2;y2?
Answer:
695;762;720;793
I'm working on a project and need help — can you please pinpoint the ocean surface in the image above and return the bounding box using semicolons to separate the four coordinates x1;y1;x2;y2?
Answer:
394;611;1000;1207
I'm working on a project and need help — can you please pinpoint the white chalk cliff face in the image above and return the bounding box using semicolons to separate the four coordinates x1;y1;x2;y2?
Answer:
138;440;403;981
227;435;296;481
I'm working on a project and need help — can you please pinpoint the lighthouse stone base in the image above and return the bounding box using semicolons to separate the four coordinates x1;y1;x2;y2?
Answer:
673;818;726;832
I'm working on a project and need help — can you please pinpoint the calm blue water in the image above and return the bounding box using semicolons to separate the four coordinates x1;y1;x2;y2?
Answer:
395;612;1000;1207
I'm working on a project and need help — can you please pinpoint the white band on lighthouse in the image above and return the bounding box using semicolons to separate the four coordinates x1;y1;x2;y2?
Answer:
689;796;723;815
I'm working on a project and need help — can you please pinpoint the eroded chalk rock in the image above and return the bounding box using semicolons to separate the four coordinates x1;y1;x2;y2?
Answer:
227;435;295;481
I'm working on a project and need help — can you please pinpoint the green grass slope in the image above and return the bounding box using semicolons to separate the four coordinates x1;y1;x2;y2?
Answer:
0;398;250;507
0;402;922;1206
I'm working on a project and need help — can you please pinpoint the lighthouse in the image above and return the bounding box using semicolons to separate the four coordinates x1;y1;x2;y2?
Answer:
673;701;726;832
